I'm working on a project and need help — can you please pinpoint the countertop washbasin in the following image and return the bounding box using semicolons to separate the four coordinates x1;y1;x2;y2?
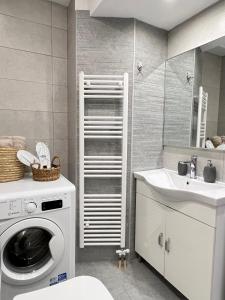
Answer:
134;168;225;207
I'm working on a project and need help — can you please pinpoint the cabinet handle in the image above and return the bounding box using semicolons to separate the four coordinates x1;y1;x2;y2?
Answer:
158;233;164;247
165;238;171;253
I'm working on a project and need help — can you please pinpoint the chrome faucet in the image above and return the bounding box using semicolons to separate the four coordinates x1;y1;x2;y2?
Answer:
189;155;197;179
182;155;197;179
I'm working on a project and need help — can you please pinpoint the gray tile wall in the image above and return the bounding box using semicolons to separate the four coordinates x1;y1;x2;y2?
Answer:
164;50;195;147
0;0;68;176
201;52;222;138
68;0;77;184
68;12;168;261
218;57;225;135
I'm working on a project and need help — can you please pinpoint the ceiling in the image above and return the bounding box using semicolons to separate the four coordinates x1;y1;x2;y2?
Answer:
52;0;71;6
201;36;225;56
90;0;220;30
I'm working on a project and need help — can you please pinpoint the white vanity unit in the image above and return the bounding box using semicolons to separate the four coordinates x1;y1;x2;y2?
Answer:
134;169;225;300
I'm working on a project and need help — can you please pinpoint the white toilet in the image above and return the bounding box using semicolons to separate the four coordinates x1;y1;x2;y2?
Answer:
13;276;113;300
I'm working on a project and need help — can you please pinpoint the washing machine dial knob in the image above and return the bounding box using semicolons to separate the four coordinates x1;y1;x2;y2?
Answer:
25;202;37;213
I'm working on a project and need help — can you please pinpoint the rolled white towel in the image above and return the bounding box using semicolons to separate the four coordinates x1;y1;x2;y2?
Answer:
12;136;26;149
217;143;225;150
0;137;13;147
205;139;214;149
0;136;26;149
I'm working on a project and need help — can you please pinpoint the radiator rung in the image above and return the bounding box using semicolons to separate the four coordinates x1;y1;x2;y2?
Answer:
84;194;121;197
84;216;121;220
84;238;121;242
84;230;121;233
84;234;121;237
84;243;120;246
84;200;121;203
84;203;121;207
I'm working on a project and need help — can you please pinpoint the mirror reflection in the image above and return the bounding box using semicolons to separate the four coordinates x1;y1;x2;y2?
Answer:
164;36;225;150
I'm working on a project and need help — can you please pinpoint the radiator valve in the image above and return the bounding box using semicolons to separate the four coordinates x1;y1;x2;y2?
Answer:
116;249;130;270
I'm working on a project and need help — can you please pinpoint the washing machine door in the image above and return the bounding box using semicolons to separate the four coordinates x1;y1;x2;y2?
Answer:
1;218;64;285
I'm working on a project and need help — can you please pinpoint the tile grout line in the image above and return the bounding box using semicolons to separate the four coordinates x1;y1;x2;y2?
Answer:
0;10;67;31
0;77;67;87
127;18;136;253
0;109;67;114
51;1;55;157
0;44;67;60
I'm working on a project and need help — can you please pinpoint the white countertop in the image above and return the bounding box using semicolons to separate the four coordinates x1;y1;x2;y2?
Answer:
0;174;75;200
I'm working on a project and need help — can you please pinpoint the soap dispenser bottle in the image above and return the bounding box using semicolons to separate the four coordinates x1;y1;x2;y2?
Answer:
203;160;216;183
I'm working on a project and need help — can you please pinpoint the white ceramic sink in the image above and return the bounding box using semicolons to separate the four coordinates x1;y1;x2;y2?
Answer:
134;168;225;207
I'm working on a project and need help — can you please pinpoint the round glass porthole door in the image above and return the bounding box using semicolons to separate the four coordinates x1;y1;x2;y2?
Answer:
3;227;52;273
1;218;64;285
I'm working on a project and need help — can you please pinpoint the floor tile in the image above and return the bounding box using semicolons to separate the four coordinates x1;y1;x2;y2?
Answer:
76;259;186;300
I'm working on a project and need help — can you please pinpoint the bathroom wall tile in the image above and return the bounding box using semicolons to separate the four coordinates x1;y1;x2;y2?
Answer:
132;20;167;172
206;121;218;138
0;14;51;55
76;13;134;82
52;27;67;58
134;64;165;98
0;79;52;111
164;49;195;148
132;93;164;166
0;0;51;26
53;138;68;177
0;0;68;187
163;146;224;181
68;110;76;140
135;20;167;69
0;47;52;83
52;2;67;30
202;52;222;89
53;57;67;85
25;138;53;156
53;85;68;112
0;110;53;140
67;77;76;112
53;112;68;139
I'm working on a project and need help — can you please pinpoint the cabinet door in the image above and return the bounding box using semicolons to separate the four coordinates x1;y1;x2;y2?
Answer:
165;208;215;300
135;193;165;275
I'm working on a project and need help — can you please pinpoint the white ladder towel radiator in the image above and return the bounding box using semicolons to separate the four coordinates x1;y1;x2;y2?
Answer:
79;72;128;248
196;86;208;148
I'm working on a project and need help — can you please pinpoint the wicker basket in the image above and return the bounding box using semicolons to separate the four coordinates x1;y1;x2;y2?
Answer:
0;147;25;183
31;156;60;182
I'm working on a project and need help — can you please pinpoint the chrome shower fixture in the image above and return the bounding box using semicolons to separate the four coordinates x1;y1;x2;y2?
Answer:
186;72;194;84
137;61;143;73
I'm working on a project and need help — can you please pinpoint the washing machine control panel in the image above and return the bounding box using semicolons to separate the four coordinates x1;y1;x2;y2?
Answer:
0;192;71;220
25;202;37;213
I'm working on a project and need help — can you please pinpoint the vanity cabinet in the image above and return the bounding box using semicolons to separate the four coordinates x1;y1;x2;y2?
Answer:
135;193;165;275
165;208;214;300
135;179;218;300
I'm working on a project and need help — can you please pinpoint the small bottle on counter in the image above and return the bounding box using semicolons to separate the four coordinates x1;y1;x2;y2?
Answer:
203;160;216;183
178;161;188;176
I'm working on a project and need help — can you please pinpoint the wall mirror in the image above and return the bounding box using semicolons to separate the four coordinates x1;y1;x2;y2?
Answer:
164;36;225;151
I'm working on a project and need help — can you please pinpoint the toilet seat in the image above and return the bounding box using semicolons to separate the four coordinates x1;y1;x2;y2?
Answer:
13;276;113;300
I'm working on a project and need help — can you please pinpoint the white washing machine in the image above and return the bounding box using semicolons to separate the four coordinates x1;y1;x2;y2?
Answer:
0;175;76;300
